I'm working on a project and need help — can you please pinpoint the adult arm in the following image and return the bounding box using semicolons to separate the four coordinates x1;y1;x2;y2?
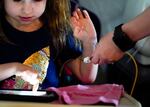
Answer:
91;7;150;64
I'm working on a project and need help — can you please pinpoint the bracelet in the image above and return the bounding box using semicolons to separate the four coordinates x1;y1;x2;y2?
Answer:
80;56;91;64
83;57;91;63
112;24;136;52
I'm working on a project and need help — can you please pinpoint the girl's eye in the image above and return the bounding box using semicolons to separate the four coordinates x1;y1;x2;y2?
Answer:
13;0;43;2
34;0;43;1
13;0;21;2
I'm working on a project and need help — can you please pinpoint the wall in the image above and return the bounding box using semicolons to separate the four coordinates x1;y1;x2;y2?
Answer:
78;0;126;35
78;0;150;35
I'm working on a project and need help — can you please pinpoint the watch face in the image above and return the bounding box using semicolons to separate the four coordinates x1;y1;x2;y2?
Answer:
83;57;91;64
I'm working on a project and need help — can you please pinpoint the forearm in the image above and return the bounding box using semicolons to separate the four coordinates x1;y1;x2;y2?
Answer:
79;40;98;83
0;62;18;81
122;7;150;42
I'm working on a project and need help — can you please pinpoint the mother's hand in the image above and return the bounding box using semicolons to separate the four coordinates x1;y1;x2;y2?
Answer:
91;32;124;65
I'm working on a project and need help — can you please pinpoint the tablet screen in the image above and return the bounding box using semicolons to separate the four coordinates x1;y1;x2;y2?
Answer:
0;90;47;96
0;89;58;102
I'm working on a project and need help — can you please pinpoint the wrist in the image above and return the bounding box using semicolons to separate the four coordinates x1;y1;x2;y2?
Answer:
14;62;23;76
122;23;137;42
112;24;136;52
82;39;97;48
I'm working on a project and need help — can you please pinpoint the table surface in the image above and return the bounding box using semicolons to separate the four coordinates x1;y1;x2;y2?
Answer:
0;94;141;107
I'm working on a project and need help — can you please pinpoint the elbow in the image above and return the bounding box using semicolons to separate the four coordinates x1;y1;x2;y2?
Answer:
78;65;98;84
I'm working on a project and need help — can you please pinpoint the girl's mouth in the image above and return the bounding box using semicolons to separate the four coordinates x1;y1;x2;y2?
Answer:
19;16;33;22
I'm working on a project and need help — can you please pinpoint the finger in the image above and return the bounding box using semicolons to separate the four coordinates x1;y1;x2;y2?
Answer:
29;78;39;85
73;10;79;20
91;49;100;64
98;59;106;65
100;57;115;64
19;71;38;84
32;82;39;91
104;58;114;64
76;8;84;19
83;10;90;19
91;55;100;64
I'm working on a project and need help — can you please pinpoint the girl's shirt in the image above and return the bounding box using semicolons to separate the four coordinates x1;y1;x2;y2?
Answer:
0;15;82;89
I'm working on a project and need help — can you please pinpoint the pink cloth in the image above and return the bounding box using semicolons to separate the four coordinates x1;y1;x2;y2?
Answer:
47;84;124;106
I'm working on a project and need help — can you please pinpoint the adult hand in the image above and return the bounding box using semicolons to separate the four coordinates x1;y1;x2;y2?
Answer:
91;32;124;64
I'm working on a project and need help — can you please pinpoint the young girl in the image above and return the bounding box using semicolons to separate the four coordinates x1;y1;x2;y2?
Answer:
0;0;98;90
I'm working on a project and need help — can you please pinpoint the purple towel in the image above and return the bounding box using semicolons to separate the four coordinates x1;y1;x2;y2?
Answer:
47;84;124;106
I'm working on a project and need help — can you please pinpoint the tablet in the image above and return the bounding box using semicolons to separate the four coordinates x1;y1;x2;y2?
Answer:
0;89;58;102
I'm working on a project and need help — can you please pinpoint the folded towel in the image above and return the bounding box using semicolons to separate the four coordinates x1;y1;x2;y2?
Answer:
47;84;124;106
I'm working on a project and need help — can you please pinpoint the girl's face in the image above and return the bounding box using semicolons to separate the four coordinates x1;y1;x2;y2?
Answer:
4;0;47;27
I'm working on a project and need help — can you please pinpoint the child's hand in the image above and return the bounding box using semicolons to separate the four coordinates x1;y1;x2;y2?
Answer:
71;8;97;44
15;63;39;85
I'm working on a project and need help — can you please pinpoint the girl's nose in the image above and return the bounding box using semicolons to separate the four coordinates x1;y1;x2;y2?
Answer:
22;2;33;15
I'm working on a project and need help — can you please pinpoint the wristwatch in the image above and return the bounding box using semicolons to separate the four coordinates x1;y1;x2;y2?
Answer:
112;24;136;52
